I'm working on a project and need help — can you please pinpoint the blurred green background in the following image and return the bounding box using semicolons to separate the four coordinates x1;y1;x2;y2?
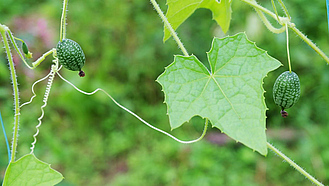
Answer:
1;0;329;185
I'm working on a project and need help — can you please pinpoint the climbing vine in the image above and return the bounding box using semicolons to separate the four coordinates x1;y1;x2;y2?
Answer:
0;0;327;185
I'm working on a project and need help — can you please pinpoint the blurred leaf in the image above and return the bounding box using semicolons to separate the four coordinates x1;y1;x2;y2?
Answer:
164;0;232;42
3;154;63;186
157;33;281;155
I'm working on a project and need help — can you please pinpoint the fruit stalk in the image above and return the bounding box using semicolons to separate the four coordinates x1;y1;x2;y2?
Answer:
60;0;69;42
285;24;292;73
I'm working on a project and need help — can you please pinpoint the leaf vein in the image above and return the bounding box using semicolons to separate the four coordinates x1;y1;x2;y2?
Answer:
213;38;240;75
180;77;212;117
211;75;241;120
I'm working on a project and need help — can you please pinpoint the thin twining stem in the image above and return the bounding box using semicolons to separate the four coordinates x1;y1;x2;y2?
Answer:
254;8;286;34
20;66;63;109
57;72;208;144
20;72;51;108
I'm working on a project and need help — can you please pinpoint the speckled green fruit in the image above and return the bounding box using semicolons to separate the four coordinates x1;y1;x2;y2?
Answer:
56;39;85;76
273;71;300;110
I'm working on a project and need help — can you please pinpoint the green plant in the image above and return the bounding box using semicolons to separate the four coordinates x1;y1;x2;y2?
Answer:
0;0;328;185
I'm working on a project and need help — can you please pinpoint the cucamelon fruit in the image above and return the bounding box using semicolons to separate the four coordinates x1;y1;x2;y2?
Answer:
56;39;85;77
273;71;300;117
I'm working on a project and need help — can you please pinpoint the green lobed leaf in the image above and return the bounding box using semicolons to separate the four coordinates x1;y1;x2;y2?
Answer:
157;33;282;155
164;0;232;42
2;154;63;186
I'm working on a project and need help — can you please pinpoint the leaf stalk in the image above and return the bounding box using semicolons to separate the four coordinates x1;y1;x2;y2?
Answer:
149;0;189;57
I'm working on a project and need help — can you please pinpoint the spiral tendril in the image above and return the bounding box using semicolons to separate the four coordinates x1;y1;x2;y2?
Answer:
30;60;59;154
20;73;51;109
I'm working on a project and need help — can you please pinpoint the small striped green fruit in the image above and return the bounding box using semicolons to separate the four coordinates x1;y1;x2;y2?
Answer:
56;39;85;77
273;71;300;117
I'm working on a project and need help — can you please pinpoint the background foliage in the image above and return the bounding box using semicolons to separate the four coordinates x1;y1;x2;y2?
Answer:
0;0;328;185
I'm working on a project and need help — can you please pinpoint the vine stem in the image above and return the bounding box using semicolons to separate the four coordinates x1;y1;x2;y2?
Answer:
0;26;20;162
149;0;189;57
289;25;329;64
57;72;208;144
240;0;329;65
267;142;324;186
60;0;69;42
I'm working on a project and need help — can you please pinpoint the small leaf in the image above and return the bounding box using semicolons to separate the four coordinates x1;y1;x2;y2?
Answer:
2;154;63;186
157;33;282;155
164;0;232;42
